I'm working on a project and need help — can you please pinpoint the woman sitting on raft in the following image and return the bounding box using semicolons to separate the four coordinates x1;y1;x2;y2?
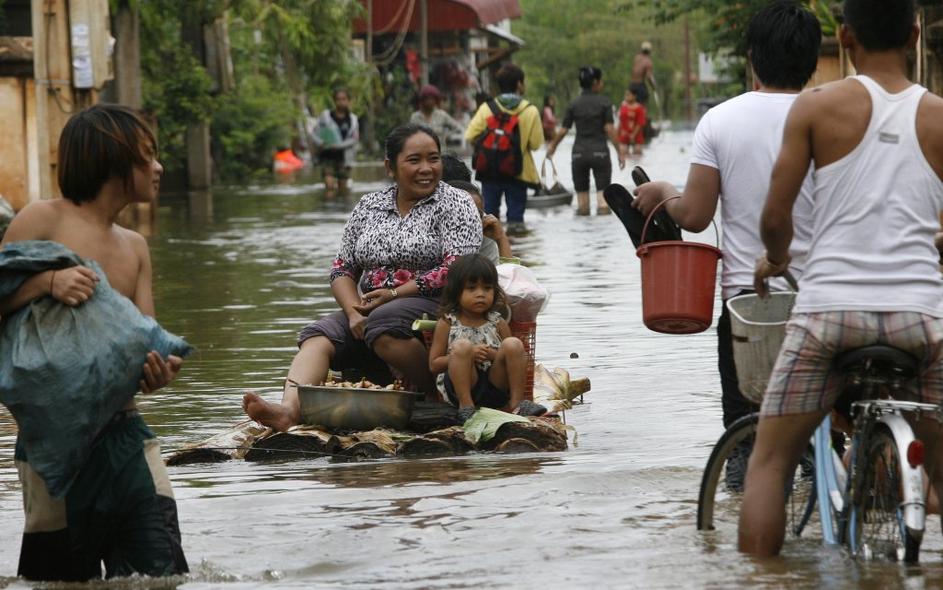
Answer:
244;123;483;431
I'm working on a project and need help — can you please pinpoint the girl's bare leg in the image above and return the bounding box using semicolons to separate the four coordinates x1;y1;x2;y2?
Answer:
243;336;334;431
489;337;526;409
446;339;479;408
373;334;437;398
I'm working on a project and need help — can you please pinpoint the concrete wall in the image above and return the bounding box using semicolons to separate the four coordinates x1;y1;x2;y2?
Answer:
0;76;38;210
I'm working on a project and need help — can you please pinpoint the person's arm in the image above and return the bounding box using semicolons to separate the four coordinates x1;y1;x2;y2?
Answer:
755;95;815;295
525;104;544;151
123;230;181;393
545;126;568;159
413;193;482;296
482;214;512;257
605;122;627;170
632;165;720;232
646;61;656;88
442;110;464;135
428;318;451;374
464;103;488;143
0;204;99;315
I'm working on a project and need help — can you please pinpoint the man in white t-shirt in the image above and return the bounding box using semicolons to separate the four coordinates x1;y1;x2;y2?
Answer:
633;1;821;442
743;0;943;557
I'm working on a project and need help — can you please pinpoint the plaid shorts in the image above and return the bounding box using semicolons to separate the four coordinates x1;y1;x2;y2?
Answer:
761;311;943;417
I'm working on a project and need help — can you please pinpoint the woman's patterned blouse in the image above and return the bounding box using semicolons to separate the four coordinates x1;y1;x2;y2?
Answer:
330;182;483;296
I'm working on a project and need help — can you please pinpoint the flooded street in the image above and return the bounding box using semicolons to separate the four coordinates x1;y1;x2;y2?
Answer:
1;129;942;589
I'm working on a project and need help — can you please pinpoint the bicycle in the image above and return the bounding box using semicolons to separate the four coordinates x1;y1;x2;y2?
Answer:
697;342;938;563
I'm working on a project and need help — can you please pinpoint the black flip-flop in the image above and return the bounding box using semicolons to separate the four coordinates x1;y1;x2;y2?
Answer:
603;183;682;248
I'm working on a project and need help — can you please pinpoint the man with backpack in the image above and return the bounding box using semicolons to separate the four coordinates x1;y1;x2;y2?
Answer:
465;64;544;234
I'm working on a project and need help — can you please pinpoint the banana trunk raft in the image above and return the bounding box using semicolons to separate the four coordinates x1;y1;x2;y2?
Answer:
167;364;590;465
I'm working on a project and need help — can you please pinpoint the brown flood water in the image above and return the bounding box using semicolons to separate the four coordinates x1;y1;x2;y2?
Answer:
0;129;941;588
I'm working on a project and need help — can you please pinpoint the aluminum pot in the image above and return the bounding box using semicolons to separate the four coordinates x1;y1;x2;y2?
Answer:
297;385;424;431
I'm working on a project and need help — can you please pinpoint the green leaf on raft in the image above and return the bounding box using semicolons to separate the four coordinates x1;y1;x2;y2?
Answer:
462;408;530;445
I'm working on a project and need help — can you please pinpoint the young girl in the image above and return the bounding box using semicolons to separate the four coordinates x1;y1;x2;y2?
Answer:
429;254;544;422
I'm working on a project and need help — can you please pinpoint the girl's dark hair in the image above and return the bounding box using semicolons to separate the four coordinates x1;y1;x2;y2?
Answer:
844;0;914;51
578;66;602;89
384;123;441;167
746;1;821;89
439;254;507;317
333;87;349;100
543;95;554;108
58;104;157;205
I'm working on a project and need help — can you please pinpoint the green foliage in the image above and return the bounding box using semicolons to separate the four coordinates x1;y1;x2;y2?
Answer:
211;73;295;181
139;2;216;174
513;0;689;118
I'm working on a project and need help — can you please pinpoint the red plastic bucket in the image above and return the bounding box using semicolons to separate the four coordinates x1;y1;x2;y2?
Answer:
635;197;722;334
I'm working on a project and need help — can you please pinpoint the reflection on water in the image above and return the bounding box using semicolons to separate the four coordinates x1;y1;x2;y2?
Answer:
0;129;940;588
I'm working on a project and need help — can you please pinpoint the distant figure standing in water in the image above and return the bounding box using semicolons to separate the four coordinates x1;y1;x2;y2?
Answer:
410;85;464;144
546;66;626;216
542;95;558;141
630;41;656;107
309;88;360;197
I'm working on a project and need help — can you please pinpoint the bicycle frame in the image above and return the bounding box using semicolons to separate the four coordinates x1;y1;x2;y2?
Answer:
813;400;936;547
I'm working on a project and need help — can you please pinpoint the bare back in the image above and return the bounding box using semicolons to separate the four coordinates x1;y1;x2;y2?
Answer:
806;77;943;180
631;53;653;83
2;199;152;312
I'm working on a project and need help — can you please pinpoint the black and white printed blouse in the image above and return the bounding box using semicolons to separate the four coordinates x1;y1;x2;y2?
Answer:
330;182;483;296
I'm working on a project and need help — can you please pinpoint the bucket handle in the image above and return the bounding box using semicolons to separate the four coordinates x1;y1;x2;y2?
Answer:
639;195;720;248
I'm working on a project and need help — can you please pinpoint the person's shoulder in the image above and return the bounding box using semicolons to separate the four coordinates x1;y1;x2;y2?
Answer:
436;181;474;205
2;199;63;242
116;224;151;262
358;185;396;209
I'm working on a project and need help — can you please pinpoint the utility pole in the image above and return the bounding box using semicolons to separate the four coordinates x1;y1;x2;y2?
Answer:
683;16;692;121
420;0;429;86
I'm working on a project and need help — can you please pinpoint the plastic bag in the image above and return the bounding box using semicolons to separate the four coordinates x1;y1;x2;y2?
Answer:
0;240;192;498
497;263;550;322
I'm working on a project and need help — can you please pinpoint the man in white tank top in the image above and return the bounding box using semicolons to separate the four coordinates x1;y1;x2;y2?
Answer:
741;0;943;557
633;2;821;435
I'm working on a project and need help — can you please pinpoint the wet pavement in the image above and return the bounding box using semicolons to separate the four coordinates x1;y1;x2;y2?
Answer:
0;128;941;588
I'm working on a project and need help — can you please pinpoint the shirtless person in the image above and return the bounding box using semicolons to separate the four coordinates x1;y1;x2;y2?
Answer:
741;0;943;557
629;41;656;107
0;104;188;580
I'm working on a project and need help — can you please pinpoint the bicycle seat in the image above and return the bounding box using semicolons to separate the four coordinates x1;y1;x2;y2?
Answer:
832;345;919;380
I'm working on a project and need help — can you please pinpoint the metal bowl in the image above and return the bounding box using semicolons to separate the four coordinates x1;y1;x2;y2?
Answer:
297;385;424;431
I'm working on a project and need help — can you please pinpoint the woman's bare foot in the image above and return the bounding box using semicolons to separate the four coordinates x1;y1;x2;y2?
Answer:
243;391;298;432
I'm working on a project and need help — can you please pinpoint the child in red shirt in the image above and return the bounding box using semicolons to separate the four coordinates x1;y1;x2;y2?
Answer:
618;88;646;156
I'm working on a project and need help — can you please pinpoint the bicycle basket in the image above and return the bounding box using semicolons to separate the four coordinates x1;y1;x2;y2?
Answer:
727;292;796;403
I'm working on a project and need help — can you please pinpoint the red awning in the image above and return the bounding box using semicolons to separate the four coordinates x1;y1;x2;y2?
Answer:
354;0;521;34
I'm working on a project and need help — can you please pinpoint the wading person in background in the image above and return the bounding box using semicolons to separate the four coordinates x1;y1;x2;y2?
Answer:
542;95;558;142
617;86;647;157
465;63;544;235
546;66;627;216
310;88;360;197
244;124;482;431
741;0;943;557
632;1;821;489
630;41;656;107
410;84;464;145
0;104;188;581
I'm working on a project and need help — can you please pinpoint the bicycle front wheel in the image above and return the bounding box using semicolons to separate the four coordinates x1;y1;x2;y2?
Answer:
697;413;816;536
847;429;921;563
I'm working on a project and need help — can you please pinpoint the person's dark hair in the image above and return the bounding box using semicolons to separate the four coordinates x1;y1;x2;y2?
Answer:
384;123;441;167
441;153;471;183
495;63;525;94
58;104;157;205
446;179;481;197
543;95;554;108
438;254;507;317
746;1;821;90
844;0;915;51
333;87;349;101
578;66;603;90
